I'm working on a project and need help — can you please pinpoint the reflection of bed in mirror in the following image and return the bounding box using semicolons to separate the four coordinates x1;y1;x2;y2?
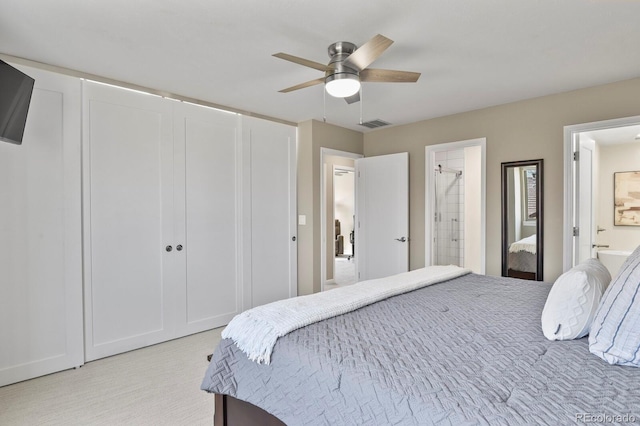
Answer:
508;234;536;280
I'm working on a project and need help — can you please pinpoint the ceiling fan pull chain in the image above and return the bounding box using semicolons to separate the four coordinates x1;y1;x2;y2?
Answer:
359;87;363;125
323;85;327;123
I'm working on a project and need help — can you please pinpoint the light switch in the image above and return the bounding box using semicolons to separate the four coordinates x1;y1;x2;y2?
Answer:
298;215;306;225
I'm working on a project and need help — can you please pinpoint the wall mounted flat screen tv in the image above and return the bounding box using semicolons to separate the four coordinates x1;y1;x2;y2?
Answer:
0;59;35;145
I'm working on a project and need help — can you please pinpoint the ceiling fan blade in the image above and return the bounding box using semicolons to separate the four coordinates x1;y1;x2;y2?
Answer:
278;77;325;93
360;68;421;83
273;53;331;72
342;34;393;71
344;92;360;104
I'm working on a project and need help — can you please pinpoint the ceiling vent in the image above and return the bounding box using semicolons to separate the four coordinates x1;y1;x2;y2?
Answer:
359;119;391;129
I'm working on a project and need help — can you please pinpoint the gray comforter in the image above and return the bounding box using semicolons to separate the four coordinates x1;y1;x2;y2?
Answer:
201;274;640;425
508;251;536;273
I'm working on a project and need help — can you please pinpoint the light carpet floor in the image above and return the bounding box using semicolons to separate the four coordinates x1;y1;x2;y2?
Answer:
325;256;357;289
0;328;222;426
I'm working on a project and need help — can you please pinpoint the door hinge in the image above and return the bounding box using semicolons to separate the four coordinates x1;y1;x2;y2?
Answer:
573;226;579;237
573;151;579;161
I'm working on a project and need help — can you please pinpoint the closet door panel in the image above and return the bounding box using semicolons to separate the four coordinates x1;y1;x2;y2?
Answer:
0;66;82;386
242;117;297;308
174;104;241;332
83;82;175;360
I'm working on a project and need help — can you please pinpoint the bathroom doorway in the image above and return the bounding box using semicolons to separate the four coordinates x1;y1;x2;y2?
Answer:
433;164;464;266
563;116;640;274
425;138;486;273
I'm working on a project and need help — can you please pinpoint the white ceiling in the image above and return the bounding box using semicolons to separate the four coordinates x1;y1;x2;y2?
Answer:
582;125;640;146
2;0;640;132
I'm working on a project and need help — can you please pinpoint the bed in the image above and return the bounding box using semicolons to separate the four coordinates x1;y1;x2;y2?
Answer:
201;270;640;425
508;234;537;279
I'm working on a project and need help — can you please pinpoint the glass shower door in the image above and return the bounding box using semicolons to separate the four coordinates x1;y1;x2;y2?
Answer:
433;167;462;267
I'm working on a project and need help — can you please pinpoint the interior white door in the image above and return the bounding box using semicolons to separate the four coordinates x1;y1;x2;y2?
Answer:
83;81;176;361
0;65;83;386
173;102;242;334
242;116;297;308
356;152;409;281
576;139;595;264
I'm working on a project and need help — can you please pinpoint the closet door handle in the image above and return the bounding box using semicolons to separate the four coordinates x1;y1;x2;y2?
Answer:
165;245;173;252
395;237;407;242
176;244;183;251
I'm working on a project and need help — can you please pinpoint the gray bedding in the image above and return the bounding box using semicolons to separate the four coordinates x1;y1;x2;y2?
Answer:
508;251;536;273
201;273;640;425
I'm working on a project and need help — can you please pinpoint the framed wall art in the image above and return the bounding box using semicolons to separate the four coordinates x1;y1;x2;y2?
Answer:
614;171;640;226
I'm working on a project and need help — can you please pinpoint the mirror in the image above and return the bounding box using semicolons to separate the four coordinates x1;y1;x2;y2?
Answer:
501;159;543;281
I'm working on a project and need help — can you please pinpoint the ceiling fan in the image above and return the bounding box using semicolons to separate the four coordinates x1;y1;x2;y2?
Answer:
274;34;421;104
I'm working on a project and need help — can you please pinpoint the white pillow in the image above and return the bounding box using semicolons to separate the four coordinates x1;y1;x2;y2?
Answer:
589;245;640;367
541;258;611;341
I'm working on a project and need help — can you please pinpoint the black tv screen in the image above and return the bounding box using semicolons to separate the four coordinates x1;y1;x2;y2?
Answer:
0;60;35;145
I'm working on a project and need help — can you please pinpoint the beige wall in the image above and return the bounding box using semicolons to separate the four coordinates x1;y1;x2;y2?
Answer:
364;77;640;281
297;120;363;295
297;121;314;295
597;141;640;250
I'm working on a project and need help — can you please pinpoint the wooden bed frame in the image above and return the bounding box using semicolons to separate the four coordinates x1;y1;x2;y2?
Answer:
214;393;285;426
507;268;536;280
207;354;284;425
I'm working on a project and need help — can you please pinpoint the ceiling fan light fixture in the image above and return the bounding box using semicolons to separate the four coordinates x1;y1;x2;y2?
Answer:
325;73;360;98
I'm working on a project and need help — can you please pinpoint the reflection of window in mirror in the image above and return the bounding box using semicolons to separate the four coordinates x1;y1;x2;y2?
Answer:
522;167;537;227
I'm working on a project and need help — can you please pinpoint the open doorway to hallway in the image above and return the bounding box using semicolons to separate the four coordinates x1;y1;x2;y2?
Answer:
320;148;363;291
331;167;356;288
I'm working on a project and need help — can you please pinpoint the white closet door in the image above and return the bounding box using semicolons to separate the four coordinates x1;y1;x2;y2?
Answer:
83;82;176;361
0;66;83;386
173;103;242;334
242;117;297;308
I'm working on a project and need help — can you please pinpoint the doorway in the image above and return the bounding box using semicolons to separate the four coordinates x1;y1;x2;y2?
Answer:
433;164;464;266
320;148;363;291
332;166;356;287
563;116;640;271
425;138;486;273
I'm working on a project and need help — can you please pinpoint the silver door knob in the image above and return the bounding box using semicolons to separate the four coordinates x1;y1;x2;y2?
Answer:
176;244;183;251
395;237;407;242
165;245;172;252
